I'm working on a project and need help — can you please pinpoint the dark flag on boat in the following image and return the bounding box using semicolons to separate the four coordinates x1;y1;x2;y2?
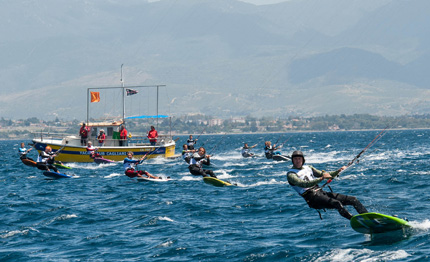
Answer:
126;89;138;96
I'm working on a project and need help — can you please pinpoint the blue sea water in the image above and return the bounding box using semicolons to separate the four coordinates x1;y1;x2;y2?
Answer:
2;130;430;261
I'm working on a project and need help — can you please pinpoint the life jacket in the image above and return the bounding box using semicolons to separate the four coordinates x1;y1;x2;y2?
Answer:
288;166;317;195
80;127;89;137
123;157;140;171
98;133;106;143
189;153;209;168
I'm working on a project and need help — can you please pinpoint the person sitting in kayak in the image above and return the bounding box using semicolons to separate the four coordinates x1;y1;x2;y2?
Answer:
182;144;196;164
36;146;59;172
19;142;34;160
242;143;257;157
187;135;198;150
287;150;368;220
188;147;217;178
123;151;159;179
86;141;101;159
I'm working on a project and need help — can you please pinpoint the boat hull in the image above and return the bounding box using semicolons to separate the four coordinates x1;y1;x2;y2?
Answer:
32;139;176;163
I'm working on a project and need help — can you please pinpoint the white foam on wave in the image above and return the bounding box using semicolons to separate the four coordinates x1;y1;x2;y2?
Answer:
409;219;430;231
243;179;288;188
0;227;39;239
68;162;117;170
217;170;234;179
158;216;174;222
317;248;410;262
180;176;200;181
56;214;78;221
105;173;123;178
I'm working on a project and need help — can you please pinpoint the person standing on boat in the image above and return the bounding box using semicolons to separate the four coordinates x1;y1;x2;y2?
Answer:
119;125;128;146
147;126;158;146
36;146;59;173
287;150;368;220
242;143;257;158
123;151;159;179
97;129;106;146
79;123;91;146
19;142;33;160
188;147;217;178
187;135;198;150
182;144;196;164
264;141;281;159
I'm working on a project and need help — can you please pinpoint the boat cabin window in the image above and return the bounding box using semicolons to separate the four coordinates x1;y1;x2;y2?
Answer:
107;127;113;136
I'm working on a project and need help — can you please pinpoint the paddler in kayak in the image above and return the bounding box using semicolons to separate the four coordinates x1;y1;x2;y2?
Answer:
36;146;59;173
188;147;217;178
86;141;102;160
123;151;159;179
286;150;368;220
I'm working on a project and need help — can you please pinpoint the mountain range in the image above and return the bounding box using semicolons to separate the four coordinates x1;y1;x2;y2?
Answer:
1;0;429;120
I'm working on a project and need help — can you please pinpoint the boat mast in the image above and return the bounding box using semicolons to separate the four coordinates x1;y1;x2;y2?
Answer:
121;64;125;126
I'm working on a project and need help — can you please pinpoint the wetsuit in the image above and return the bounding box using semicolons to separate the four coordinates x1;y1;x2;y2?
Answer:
287;165;368;220
123;157;149;178
264;145;281;159
187;139;197;150
36;151;58;172
188;153;216;178
19;147;34;160
182;150;193;164
241;147;254;158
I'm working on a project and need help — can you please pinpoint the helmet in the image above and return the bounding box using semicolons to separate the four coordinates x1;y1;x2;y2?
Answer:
291;150;305;164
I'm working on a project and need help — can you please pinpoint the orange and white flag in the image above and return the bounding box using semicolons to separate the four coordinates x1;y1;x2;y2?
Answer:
91;92;100;103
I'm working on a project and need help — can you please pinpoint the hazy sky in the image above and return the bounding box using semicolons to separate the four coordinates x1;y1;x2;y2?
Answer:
147;0;290;5
239;0;290;4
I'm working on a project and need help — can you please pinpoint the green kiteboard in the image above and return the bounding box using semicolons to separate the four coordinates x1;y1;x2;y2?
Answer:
203;177;233;187
350;212;410;234
54;162;72;169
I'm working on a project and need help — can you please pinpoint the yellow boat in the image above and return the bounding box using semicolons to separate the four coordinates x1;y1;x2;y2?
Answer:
32;66;178;162
31;120;177;162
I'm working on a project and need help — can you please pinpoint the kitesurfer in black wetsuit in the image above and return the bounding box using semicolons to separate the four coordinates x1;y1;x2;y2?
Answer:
242;143;257;157
187;135;198;150
188;147;216;178
264;141;281;159
182;144;195;164
36;146;59;173
19;142;33;160
287;150;368;220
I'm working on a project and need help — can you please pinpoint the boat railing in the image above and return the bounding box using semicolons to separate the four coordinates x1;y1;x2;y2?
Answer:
31;131;74;142
32;131;175;147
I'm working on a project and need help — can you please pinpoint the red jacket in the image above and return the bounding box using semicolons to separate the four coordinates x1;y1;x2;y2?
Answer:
147;130;158;142
120;128;128;139
98;133;106;143
80;126;90;138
